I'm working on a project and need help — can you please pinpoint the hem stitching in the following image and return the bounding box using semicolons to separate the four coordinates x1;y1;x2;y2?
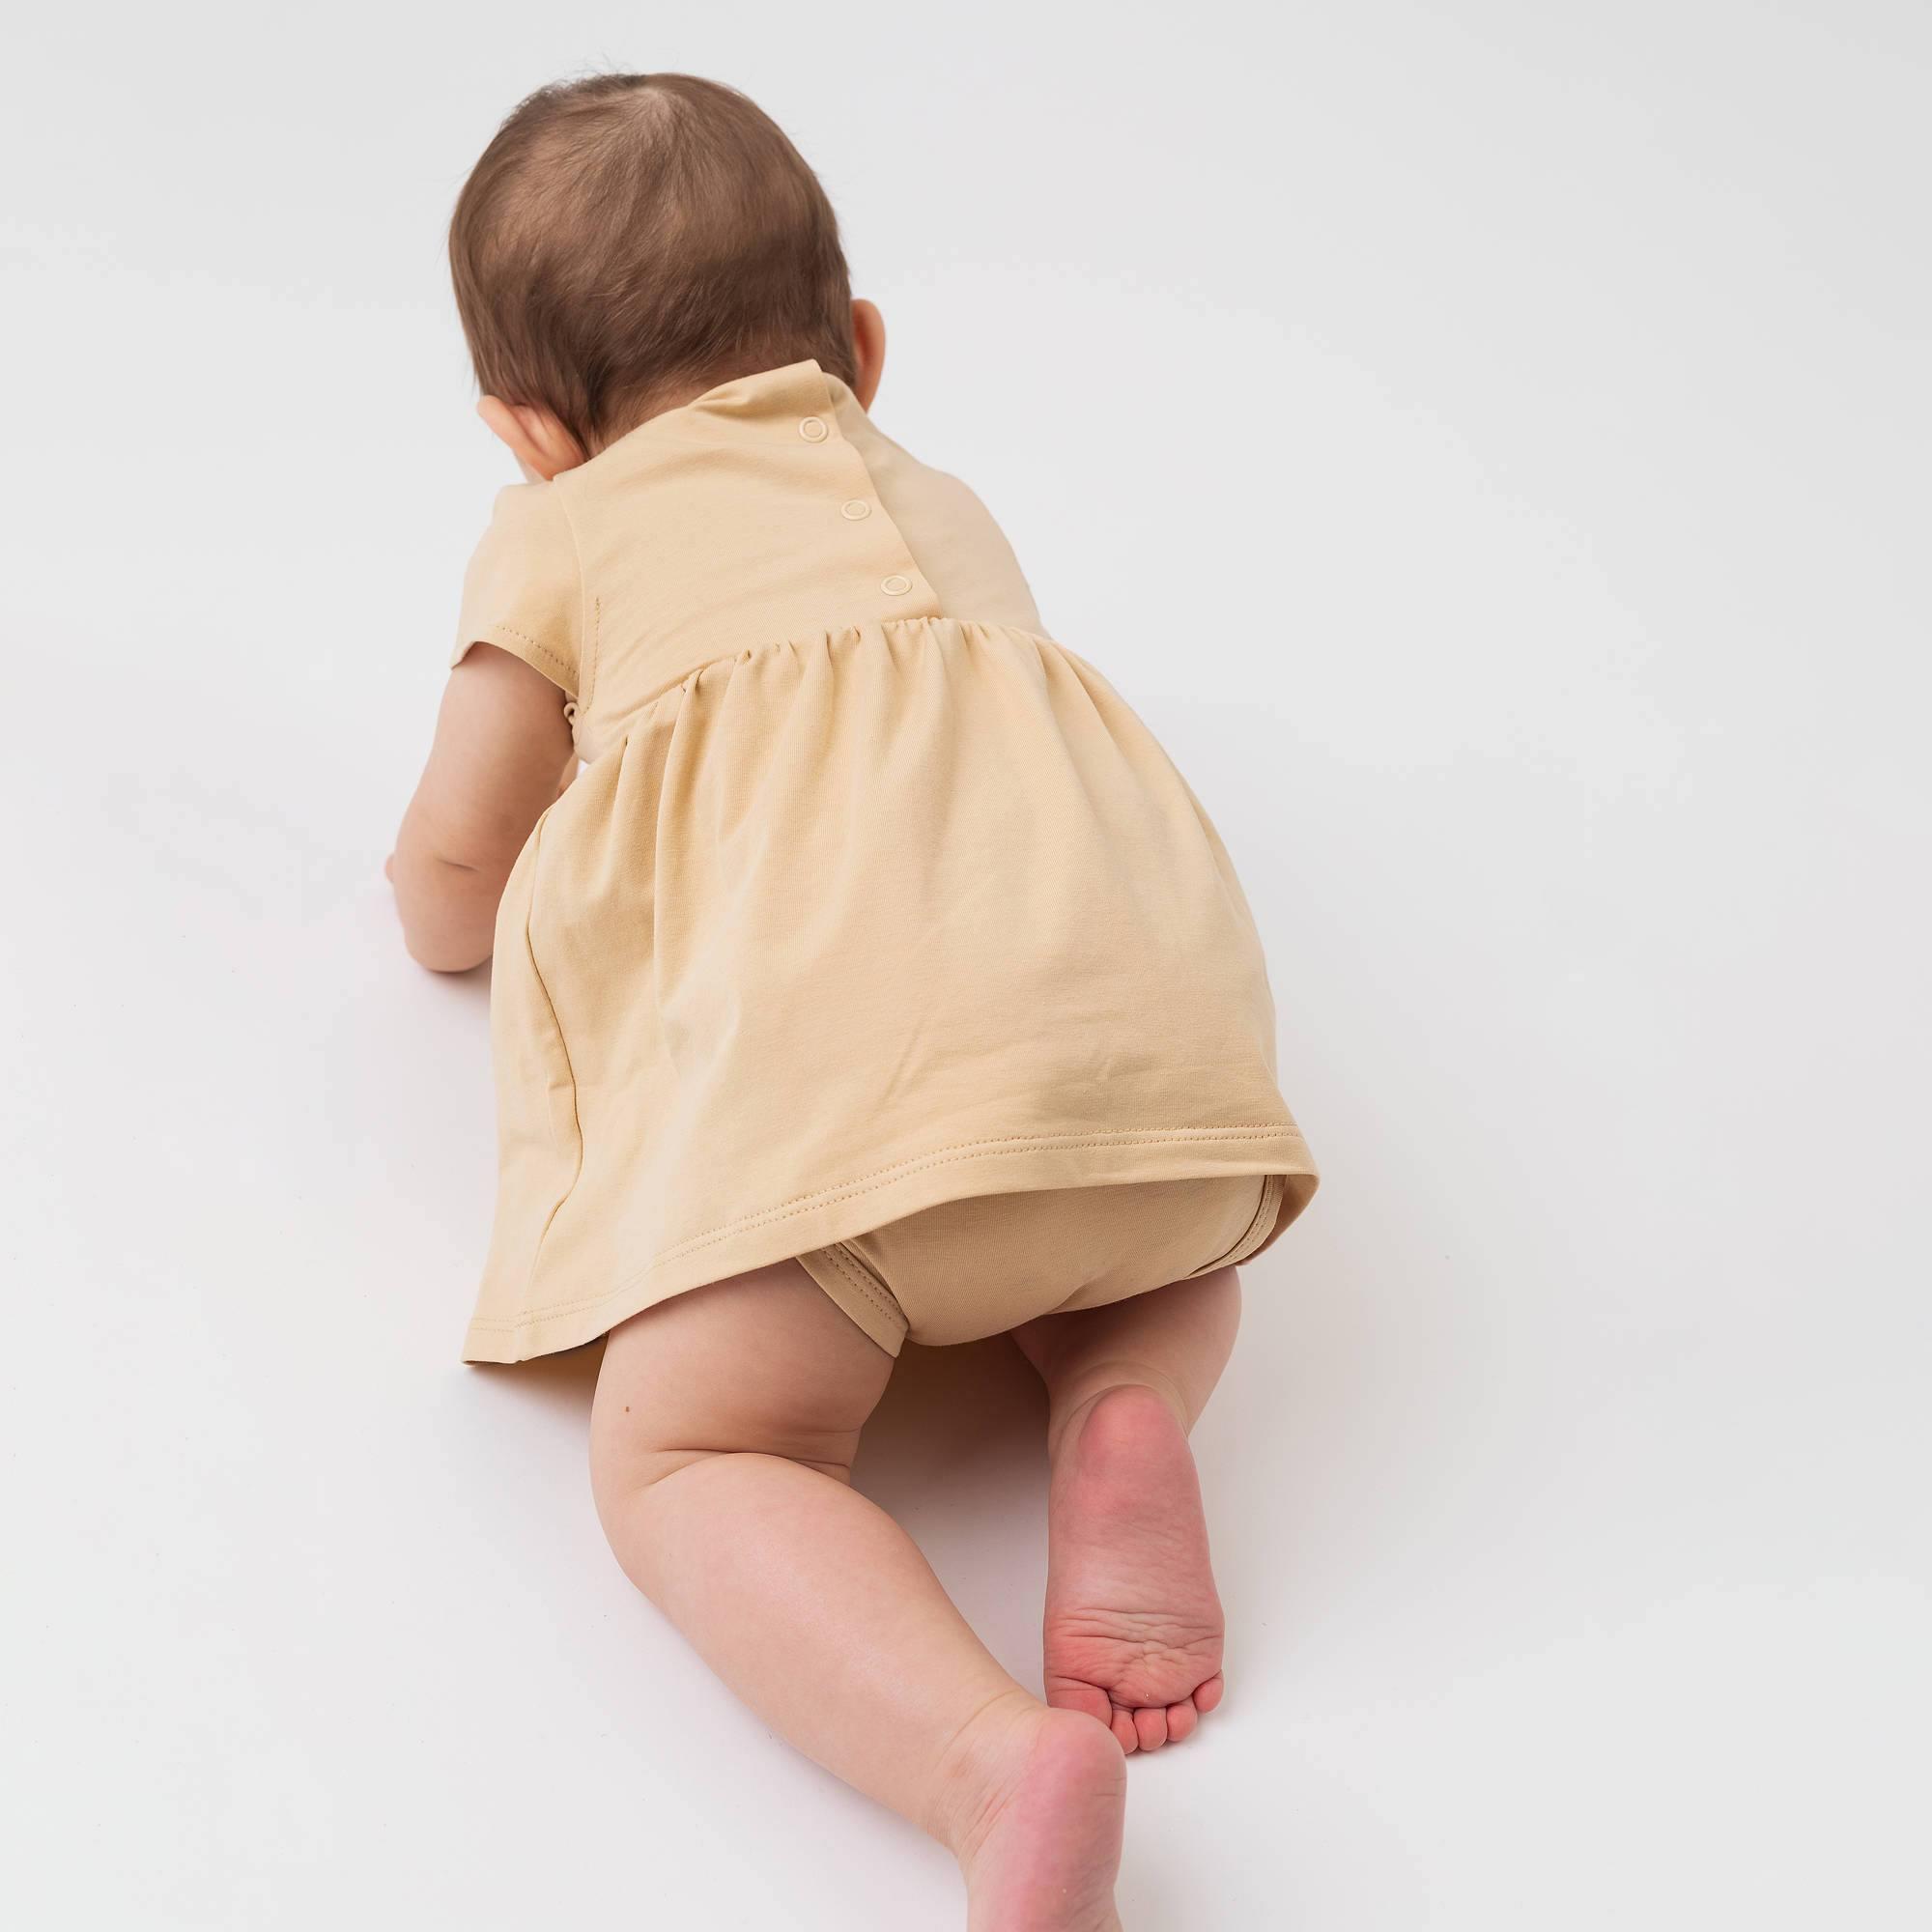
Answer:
469;1125;1311;1336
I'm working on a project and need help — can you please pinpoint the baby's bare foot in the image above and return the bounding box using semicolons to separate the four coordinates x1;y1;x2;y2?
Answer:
1042;1384;1227;1753
949;1701;1125;1931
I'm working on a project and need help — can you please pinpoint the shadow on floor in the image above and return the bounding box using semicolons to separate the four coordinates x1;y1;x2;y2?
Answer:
468;1334;605;1419
856;1333;1054;1687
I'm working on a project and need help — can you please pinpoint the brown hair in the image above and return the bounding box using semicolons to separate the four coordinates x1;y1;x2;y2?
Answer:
450;73;857;451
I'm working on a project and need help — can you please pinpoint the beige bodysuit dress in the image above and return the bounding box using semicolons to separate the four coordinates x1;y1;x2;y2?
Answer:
453;360;1318;1363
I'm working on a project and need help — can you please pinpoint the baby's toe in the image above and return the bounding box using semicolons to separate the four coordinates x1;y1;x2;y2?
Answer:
1194;1672;1226;1716
1109;1705;1140;1753
1133;1705;1169;1751
1165;1698;1200;1744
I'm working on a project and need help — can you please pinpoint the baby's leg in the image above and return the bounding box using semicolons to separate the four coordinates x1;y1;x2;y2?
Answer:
1010;1267;1243;1754
591;1260;1126;1930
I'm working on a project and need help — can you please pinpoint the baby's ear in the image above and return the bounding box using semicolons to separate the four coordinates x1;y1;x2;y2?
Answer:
850;298;887;411
476;396;587;482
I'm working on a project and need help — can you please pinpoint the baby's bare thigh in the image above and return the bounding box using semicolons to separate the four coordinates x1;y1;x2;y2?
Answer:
592;1260;895;1491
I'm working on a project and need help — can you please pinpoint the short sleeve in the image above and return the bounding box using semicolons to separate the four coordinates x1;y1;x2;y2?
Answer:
451;483;582;697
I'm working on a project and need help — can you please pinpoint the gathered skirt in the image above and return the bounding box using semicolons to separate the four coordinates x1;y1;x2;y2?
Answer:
463;616;1317;1362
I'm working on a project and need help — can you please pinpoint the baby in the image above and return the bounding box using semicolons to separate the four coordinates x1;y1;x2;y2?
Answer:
391;72;1318;1931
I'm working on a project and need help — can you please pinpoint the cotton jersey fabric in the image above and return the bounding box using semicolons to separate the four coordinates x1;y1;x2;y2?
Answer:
796;1174;1289;1357
453;360;1317;1363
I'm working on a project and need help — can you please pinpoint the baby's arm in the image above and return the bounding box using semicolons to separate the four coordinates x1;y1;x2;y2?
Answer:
388;643;575;972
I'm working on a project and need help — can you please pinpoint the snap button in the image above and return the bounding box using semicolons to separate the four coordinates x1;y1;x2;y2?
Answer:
840;498;871;521
799;416;829;442
881;574;911;596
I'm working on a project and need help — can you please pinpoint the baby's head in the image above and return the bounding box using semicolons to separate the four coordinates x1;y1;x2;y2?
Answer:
451;73;883;478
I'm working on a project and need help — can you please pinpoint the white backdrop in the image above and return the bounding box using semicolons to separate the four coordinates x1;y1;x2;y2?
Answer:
4;4;1927;1926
